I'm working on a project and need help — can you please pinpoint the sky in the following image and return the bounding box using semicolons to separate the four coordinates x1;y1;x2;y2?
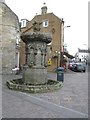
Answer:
5;0;88;55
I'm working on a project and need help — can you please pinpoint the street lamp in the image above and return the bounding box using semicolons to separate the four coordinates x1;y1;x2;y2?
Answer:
60;19;70;67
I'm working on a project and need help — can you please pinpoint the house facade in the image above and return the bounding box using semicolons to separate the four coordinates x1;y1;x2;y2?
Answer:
75;48;89;63
0;2;20;74
20;5;64;72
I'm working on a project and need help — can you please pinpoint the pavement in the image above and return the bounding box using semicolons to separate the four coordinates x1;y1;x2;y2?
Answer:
2;68;88;118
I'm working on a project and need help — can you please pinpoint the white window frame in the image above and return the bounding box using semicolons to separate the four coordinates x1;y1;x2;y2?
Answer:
20;20;27;28
43;20;49;28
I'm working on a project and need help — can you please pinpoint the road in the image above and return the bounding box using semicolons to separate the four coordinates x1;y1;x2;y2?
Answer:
2;68;88;118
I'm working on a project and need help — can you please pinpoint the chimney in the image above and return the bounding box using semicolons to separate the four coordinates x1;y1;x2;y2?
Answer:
41;3;47;14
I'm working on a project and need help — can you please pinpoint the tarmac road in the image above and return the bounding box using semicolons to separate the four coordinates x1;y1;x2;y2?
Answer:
2;68;88;118
33;69;88;114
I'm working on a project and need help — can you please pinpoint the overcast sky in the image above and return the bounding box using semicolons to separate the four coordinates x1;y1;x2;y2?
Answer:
5;0;88;55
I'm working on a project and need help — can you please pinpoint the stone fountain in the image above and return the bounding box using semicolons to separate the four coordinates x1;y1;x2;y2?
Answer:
7;21;62;93
21;21;51;85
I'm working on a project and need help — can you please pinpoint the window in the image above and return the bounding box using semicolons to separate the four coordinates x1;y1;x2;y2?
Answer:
43;20;49;27
20;19;27;28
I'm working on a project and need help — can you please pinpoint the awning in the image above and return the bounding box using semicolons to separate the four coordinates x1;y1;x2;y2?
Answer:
63;52;74;59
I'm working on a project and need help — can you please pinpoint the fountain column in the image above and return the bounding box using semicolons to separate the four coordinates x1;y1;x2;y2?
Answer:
25;44;30;65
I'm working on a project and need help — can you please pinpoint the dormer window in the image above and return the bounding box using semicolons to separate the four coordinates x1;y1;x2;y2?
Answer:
20;19;27;28
43;20;49;27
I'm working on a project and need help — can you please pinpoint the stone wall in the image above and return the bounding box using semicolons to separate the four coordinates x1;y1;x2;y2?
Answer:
0;2;20;74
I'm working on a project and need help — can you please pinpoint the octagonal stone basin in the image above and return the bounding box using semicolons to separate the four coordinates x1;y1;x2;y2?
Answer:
21;32;52;44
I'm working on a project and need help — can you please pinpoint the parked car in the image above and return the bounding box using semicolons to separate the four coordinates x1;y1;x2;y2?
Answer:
12;67;20;74
72;62;86;72
68;62;75;70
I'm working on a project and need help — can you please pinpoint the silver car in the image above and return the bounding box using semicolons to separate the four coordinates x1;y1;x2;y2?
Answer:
72;62;86;72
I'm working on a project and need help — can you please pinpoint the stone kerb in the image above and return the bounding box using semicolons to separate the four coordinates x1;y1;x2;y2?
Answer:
7;79;63;93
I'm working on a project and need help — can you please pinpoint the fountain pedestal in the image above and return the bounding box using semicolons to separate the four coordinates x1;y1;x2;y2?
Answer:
21;31;52;85
23;66;47;85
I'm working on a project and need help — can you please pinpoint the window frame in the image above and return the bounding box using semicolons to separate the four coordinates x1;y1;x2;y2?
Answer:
43;20;49;28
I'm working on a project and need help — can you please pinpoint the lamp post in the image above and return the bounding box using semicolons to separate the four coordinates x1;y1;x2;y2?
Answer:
60;18;70;67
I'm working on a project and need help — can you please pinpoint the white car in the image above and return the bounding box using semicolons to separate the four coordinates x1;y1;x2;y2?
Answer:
12;67;19;74
12;67;19;71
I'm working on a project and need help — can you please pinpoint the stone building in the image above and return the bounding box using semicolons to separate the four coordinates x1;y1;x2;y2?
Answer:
75;49;89;63
20;4;65;72
0;1;20;74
